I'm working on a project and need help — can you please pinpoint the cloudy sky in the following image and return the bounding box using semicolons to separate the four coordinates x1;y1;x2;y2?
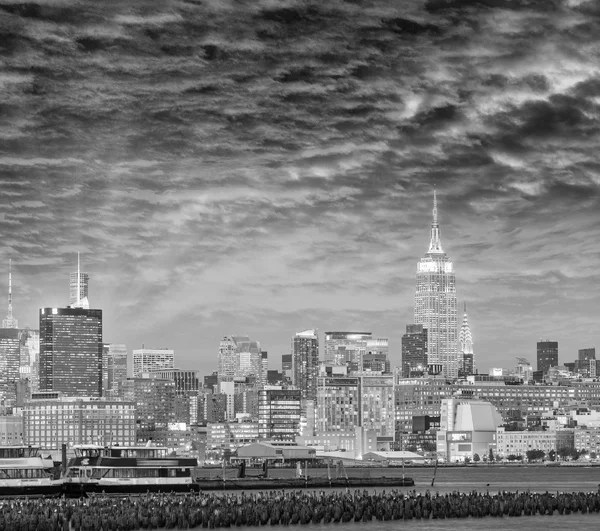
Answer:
1;0;599;376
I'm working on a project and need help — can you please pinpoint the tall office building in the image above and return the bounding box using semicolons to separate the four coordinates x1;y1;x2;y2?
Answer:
19;328;39;392
579;348;596;363
324;332;371;369
217;336;262;383
459;303;474;377
39;307;103;397
537;340;558;374
401;324;428;378
414;190;458;378
132;348;174;377
2;260;17;329
104;343;128;395
69;253;89;310
0;329;20;411
292;329;319;402
0;261;20;410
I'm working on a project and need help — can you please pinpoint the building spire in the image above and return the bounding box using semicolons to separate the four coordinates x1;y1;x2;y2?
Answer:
427;188;444;254
77;252;81;306
3;259;18;329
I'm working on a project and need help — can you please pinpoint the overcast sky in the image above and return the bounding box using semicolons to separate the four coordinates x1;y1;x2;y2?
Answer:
1;0;599;376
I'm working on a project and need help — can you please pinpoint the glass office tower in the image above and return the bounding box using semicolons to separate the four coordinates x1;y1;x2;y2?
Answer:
39;307;103;397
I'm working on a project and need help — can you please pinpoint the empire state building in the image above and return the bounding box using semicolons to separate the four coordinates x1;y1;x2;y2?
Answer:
414;191;458;378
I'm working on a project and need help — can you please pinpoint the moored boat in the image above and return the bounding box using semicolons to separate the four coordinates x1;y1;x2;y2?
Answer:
63;444;199;497
0;445;63;497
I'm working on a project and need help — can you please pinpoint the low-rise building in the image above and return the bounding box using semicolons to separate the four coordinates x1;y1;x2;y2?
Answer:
22;396;136;454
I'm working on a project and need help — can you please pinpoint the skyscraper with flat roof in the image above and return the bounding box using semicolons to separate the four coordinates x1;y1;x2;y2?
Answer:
414;190;458;378
292;329;319;402
401;324;428;378
537;340;558;374
39;307;103;397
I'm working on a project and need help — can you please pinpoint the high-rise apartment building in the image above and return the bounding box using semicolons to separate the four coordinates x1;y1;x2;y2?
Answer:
537;340;558;374
414;191;458;378
217;336;262;383
459;303;474;377
39;307;103;397
258;388;301;441
324;332;371;369
69;253;89;310
401;325;428;378
132;348;174;377
292;329;319;402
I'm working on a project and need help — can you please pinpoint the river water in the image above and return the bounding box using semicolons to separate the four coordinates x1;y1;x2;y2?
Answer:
184;466;600;531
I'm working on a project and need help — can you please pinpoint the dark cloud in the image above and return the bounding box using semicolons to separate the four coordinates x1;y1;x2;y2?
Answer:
0;0;598;373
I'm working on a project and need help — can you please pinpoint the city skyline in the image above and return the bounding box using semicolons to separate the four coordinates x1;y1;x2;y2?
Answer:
1;0;599;375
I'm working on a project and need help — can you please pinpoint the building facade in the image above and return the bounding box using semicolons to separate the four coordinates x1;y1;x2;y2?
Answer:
437;393;502;462
459;303;474;377
316;374;395;444
118;377;177;444
363;338;390;373
0;329;20;411
414;191;458;379
132;348;174;378
258;388;301;440
292;329;319;402
401;325;428;378
39;307;103;397
324;332;371;369
104;343;127;396
152;369;200;396
217;336;262;384
537;340;558;374
22;396;136;452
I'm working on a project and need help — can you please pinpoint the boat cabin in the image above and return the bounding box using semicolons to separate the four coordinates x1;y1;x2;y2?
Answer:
73;445;169;459
0;446;42;459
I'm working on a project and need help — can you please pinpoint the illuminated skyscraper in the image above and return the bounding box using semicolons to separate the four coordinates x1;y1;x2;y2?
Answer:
459;303;474;377
39;307;103;397
414;190;458;378
2;260;17;329
69;253;89;309
292;329;319;402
